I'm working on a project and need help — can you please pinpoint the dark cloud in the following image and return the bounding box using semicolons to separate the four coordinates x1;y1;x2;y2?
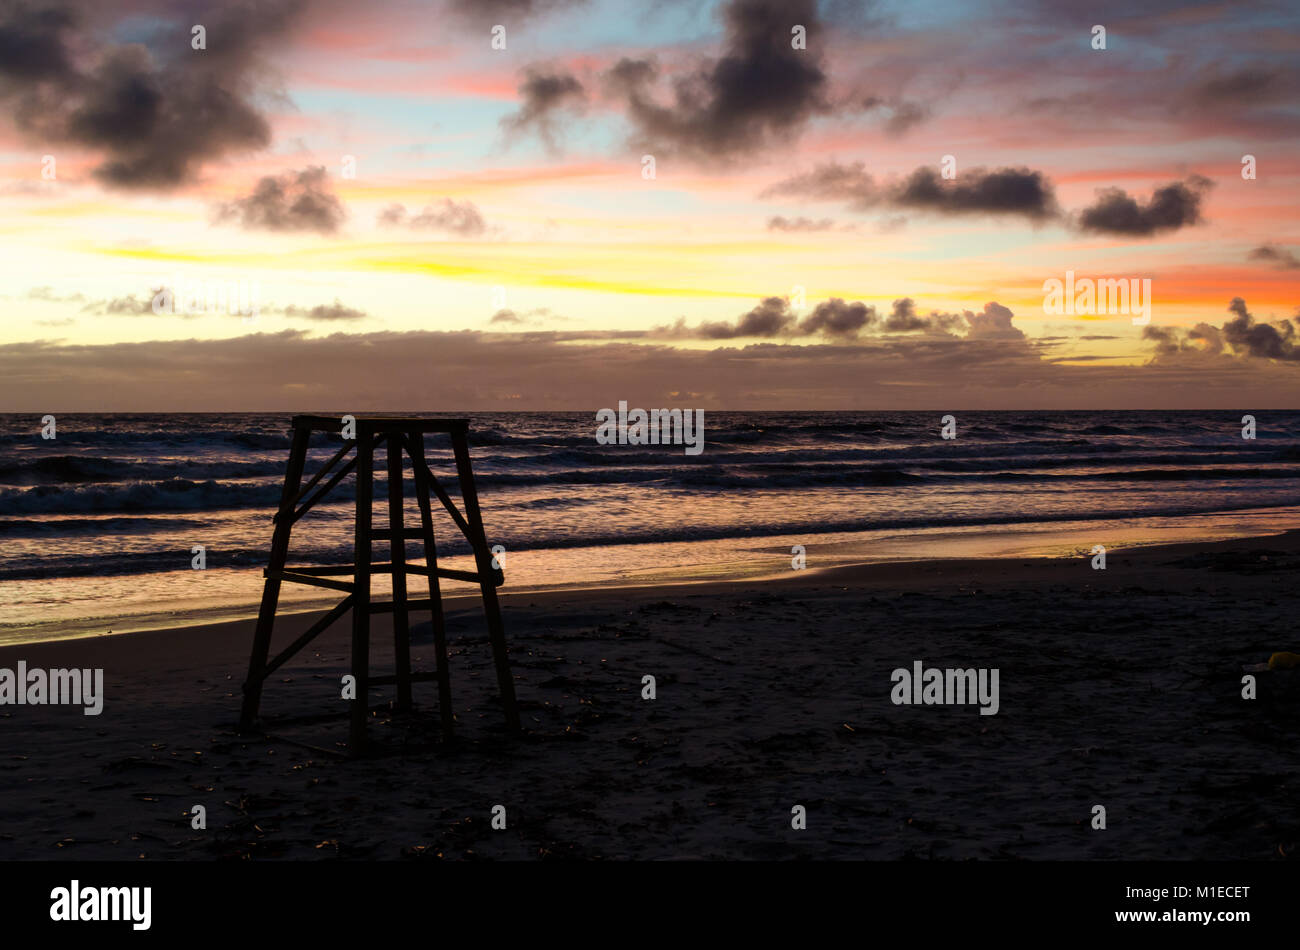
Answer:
798;298;873;337
880;297;925;331
693;296;797;339
501;68;585;151
603;0;830;160
766;215;835;232
1145;298;1300;363
656;295;1010;341
378;199;487;236
891;166;1059;221
1248;244;1300;270
215;166;345;234
763;162;1059;221
1076;176;1213;237
879;298;967;334
1222;297;1300;361
0;0;75;81
0;0;305;189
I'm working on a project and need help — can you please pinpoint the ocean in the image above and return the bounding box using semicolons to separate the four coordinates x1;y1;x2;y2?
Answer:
2;410;1299;643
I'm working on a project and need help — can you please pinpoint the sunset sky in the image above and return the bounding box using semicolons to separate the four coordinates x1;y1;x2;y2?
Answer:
1;0;1298;409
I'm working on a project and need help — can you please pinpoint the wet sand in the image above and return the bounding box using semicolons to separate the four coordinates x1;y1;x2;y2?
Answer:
2;531;1298;860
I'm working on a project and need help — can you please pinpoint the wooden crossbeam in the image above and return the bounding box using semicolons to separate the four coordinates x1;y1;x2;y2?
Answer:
408;449;472;539
404;563;502;586
265;568;356;593
256;595;354;681
287;433;386;526
269;562;498;585
283;438;356;515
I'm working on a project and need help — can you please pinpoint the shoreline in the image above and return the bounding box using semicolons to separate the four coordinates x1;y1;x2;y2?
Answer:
6;525;1298;656
8;507;1300;646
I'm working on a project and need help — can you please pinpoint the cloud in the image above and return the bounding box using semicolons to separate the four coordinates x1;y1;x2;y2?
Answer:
280;299;366;321
1142;323;1222;359
763;162;1059;221
214;166;345;234
500;67;585;151
602;0;831;161
1192;67;1283;104
26;286;84;303
0;1;75;81
1221;297;1300;361
876;298;968;334
963;301;1023;341
1248;244;1300;270
489;307;555;326
378;199;488;236
1076;176;1213;237
693;296;797;338
798;298;873;336
879;297;924;331
862;96;930;136
655;295;1013;341
891;166;1059;221
10;320;1296;412
446;0;585;23
78;294;153;316
766;215;835;232
1145;298;1300;363
760;161;878;208
0;0;305;189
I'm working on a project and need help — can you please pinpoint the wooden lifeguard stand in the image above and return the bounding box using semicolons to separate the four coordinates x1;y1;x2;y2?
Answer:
238;415;519;753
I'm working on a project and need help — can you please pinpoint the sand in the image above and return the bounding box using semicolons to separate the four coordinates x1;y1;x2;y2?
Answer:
2;531;1298;860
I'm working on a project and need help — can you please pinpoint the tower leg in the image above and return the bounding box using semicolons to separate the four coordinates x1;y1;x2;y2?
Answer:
240;422;311;733
350;432;377;754
451;430;520;732
409;434;455;742
387;436;413;712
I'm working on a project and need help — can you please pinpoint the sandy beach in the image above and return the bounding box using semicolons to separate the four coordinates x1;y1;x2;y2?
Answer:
2;531;1297;861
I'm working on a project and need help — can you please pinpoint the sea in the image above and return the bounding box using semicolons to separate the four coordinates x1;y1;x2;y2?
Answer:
2;410;1299;644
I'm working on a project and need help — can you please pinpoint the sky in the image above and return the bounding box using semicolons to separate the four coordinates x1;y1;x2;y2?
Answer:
1;0;1297;409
